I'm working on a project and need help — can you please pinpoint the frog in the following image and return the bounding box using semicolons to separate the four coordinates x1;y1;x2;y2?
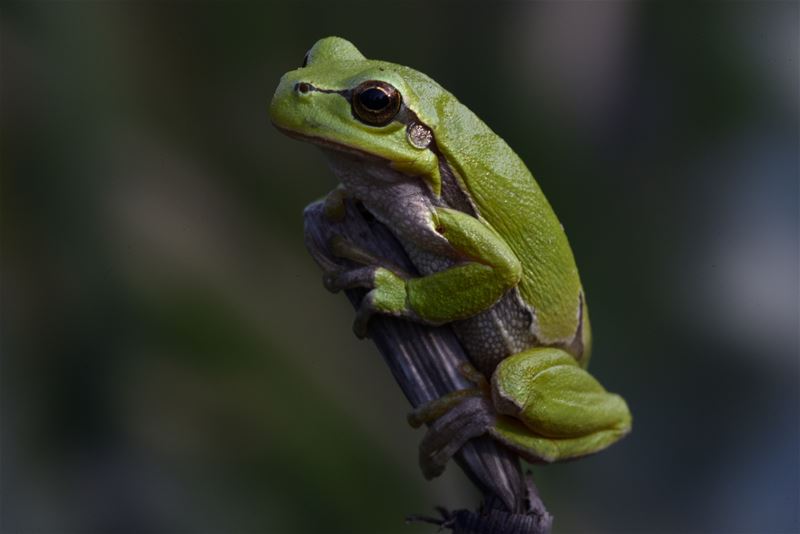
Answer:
270;36;631;479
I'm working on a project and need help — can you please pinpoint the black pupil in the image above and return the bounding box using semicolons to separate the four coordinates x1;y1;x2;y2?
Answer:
359;88;389;111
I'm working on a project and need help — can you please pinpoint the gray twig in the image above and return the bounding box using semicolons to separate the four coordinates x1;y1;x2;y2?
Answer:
303;199;553;534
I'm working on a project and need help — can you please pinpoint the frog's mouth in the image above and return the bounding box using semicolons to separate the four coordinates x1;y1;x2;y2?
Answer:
272;123;390;163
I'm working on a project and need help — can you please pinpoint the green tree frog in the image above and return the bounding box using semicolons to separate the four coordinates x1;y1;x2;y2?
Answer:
270;37;631;478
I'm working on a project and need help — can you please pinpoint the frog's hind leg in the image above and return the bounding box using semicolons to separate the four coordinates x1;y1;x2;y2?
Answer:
413;349;631;475
490;347;632;462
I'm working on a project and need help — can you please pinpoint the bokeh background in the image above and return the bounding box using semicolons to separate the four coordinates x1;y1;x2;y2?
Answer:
2;2;798;533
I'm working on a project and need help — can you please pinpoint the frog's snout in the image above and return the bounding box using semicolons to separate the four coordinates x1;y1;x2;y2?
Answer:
269;73;294;125
270;70;319;128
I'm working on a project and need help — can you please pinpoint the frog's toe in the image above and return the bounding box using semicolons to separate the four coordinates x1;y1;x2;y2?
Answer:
322;186;348;222
323;265;378;293
407;387;483;428
419;395;495;480
352;293;377;338
405;507;454;529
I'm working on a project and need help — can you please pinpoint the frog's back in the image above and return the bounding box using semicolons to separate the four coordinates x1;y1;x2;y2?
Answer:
432;96;583;346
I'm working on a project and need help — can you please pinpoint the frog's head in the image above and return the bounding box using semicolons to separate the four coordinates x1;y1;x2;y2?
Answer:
270;37;443;196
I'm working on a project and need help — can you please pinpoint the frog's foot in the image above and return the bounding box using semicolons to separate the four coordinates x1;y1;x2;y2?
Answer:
408;362;490;428
409;363;495;478
324;263;416;338
405;507;455;529
407;388;483;429
418;395;496;480
322;265;380;293
321;235;416;338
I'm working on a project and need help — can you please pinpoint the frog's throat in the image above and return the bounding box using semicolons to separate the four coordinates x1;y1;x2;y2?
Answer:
273;120;443;198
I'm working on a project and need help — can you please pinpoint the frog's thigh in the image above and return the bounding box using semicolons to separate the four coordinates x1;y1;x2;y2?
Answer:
489;347;631;462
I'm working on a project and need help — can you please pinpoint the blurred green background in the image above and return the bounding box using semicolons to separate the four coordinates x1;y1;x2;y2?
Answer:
2;2;798;533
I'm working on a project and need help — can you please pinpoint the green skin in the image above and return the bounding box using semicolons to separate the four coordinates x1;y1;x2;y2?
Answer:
270;37;631;469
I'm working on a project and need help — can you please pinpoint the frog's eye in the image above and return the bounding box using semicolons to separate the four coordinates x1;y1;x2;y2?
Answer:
351;80;401;126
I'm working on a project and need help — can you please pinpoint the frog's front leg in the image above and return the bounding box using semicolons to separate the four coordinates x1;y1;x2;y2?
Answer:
317;234;416;337
325;206;522;338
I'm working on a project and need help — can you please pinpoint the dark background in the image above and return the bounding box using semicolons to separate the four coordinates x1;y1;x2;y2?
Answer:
2;2;798;533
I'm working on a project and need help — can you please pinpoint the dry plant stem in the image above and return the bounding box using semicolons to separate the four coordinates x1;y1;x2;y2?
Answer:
303;199;553;534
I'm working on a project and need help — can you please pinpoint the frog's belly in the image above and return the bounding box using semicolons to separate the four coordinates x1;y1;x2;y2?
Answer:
327;151;542;369
404;242;538;377
453;290;537;376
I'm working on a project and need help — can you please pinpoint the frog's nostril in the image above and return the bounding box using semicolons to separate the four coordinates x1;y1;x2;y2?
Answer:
296;82;312;94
